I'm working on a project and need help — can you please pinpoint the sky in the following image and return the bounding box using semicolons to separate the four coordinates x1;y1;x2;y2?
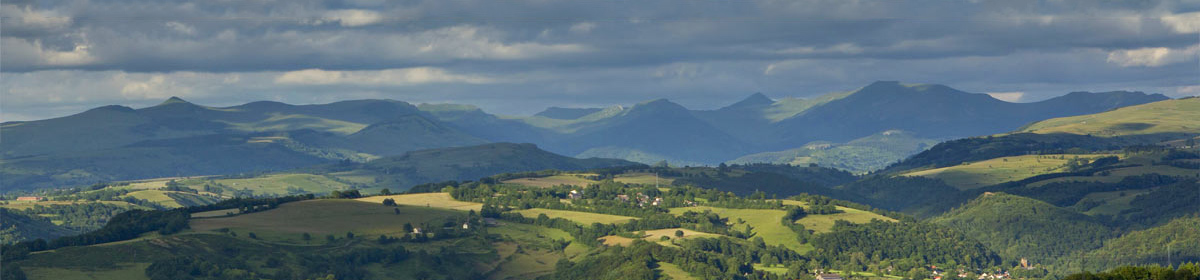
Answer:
2;0;1199;121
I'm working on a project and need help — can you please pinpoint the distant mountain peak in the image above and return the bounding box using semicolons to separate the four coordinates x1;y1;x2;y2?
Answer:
721;92;774;110
534;107;604;119
160;96;192;105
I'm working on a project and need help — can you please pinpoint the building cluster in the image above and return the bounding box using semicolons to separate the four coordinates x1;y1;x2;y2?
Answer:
930;266;1011;280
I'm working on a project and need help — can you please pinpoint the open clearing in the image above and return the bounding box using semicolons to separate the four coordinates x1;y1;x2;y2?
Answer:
659;262;699;280
614;173;674;185
485;223;587;279
190;199;463;237
514;208;637;225
601;228;721;247
668;206;808;252
357;192;483;212
502;174;598;188
902;154;1114;189
778;200;895;233
24;262;150;280
1019;98;1200;136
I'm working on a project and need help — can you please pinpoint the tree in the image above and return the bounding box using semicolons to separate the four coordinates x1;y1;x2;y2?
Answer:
403;223;414;233
302;232;311;241
346;231;355;239
380;188;392;195
382;198;397;206
248;232;257;239
326;234;335;242
675;230;684;238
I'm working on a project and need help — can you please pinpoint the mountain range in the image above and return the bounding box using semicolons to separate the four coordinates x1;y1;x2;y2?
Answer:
0;81;1169;191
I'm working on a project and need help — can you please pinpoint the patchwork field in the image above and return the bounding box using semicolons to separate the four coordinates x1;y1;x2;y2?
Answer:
668;206;808;252
514;208;637;225
205;173;351;196
600;228;721;248
486;223;589;279
778;200;896;233
502;174;598;188
613;173;674;185
24;262;151;280
1076;188;1158;216
902;154;1113;189
122;190;222;208
356;192;483;212
190;199;464;239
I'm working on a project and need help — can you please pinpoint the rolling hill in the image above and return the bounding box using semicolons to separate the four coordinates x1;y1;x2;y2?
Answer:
320;142;638;189
932;193;1114;263
1018;97;1200;136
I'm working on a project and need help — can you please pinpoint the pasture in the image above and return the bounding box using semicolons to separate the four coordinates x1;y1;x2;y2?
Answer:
514;208;637;225
1019;98;1200;136
668;206;809;252
614;173;674;185
658;262;699;280
902;154;1114;189
502;174;598;188
190;199;464;240
778;200;896;233
356;192;483;212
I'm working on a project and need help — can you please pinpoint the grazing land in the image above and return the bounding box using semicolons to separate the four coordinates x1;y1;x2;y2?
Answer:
1019;98;1200;136
658;262;699;280
502;174;599;188
514;208;637;225
613;173;674;185
356;192;483;212
190;199;463;238
902;154;1113;189
668;206;808;252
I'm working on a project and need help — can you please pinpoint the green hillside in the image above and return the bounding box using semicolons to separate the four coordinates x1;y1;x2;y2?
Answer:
932;193;1114;262
0;209;76;245
1077;216;1200;271
1019;98;1200;136
321;143;637;190
730;130;940;173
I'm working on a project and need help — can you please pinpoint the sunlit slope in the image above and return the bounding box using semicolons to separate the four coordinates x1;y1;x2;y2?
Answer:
1019;98;1200;136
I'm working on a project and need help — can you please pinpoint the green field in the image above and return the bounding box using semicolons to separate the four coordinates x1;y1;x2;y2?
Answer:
659;262;699;280
356;192;483;212
502;174;599;188
24;262;151;280
190;199;464;240
779;200;895;233
1076;189;1157;216
486;223;590;279
204;173;351;196
600;228;720;247
1019;98;1200;136
122;190;222;208
613;173;675;185
514;208;637;225
902;154;1113;189
668;206;809;252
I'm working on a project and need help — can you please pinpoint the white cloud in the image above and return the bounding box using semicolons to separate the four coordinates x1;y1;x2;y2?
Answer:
323;9;384;27
165;22;196;35
986;92;1025;102
0;4;71;31
1161;11;1200;34
1177;85;1200;96
118;74;191;99
569;22;597;34
1;37;97;67
273;68;497;85
1106;45;1199;67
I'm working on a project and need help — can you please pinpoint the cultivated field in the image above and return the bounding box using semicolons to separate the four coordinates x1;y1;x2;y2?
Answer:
613;173;674;185
514;208;637;225
190;199;464;239
778;200;896;233
356;192;483;212
502;174;598;188
668;206;808;252
902;154;1114;189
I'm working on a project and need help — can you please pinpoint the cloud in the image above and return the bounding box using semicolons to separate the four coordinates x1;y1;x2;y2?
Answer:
1106;44;1200;67
274;68;497;85
323;9;385;27
1;37;97;67
569;22;597;34
1161;11;1200;34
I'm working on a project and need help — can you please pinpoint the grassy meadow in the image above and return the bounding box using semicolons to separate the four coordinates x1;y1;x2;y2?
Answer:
190;199;463;240
514;208;637;225
1019;98;1200;136
356;192;483;212
902;154;1114;189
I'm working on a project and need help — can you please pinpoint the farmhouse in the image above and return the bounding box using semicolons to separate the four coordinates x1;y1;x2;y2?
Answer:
15;196;43;201
569;190;582;199
816;273;844;280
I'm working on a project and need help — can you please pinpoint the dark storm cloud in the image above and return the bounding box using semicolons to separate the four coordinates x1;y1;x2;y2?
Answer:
2;0;1198;120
